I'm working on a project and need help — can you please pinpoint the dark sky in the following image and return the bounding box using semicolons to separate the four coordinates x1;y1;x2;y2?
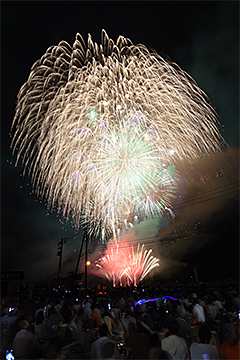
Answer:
1;1;239;284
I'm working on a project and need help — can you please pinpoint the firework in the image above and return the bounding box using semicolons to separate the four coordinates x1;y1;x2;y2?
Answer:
11;30;225;239
123;243;160;287
96;240;128;286
96;241;159;287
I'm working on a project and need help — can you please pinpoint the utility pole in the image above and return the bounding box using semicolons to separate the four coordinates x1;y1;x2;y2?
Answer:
57;238;66;279
74;232;85;277
85;233;89;288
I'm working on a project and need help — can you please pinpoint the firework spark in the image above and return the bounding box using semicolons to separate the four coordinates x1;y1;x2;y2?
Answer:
123;243;160;287
96;240;128;287
96;240;159;287
11;30;225;239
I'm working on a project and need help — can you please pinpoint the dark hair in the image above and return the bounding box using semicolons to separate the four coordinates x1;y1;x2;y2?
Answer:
48;336;63;353
220;314;231;323
48;306;56;317
149;333;160;348
167;319;179;335
99;323;109;337
143;313;152;325
36;310;43;325
192;299;198;305
198;325;211;344
78;307;84;317
104;303;111;311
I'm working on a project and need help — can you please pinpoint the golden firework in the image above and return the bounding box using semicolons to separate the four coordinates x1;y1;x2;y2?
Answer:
11;30;225;239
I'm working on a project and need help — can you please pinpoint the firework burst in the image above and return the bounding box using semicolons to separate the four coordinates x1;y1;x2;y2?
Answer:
96;240;159;287
96;240;128;287
11;30;225;239
124;243;160;287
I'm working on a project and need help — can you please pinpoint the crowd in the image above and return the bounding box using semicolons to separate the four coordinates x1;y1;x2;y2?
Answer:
1;281;239;359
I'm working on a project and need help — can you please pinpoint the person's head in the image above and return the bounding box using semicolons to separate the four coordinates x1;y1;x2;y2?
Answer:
48;306;56;317
149;333;161;348
72;308;78;318
36;310;44;325
176;306;186;319
143;313;152;327
198;325;211;344
19;320;29;330
77;307;84;317
206;296;214;305
112;301;117;308
192;299;198;306
85;295;91;303
99;323;109;337
220;313;231;323
46;337;62;356
167;319;179;335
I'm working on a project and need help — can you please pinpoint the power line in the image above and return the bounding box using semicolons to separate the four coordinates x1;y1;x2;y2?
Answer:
24;180;239;278
173;181;239;209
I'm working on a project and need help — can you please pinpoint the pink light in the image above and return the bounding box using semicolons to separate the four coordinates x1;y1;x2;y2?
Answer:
96;238;159;286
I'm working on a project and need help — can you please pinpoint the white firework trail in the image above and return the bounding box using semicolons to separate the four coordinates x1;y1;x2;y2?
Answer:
11;30;226;239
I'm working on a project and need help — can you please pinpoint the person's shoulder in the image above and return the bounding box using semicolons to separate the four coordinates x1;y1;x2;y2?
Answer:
161;334;172;343
190;342;199;349
27;329;38;338
176;334;187;342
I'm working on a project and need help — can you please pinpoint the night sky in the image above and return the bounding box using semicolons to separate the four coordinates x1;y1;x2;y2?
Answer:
1;2;239;285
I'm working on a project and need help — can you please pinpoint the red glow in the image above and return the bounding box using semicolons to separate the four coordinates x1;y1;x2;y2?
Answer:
96;237;159;287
